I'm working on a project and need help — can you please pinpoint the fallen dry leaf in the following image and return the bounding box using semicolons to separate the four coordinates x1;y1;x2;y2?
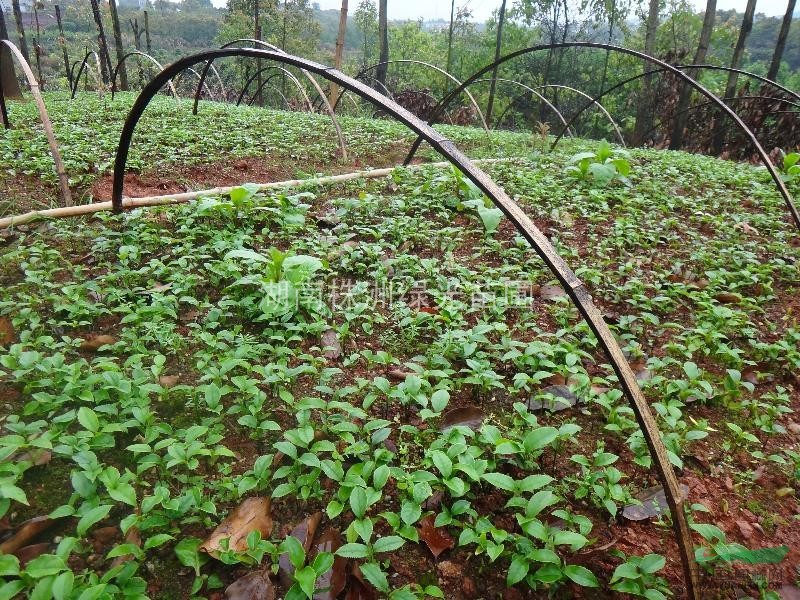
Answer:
80;335;117;351
540;284;568;301
201;497;273;558
528;385;578;412
111;522;142;568
15;543;51;565
0;317;15;345
158;375;180;389
440;405;485;431
225;568;276;600
12;448;51;467
346;564;377;600
622;484;689;521
714;292;741;304
280;512;323;587
417;514;454;558
311;527;346;600
321;329;342;360
0;516;57;555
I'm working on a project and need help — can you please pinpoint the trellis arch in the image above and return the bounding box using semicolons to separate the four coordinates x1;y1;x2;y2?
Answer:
551;64;800;150
69;50;105;100
109;47;702;598
354;59;489;132
474;77;573;136
192;38;346;159
236;65;312;111
0;40;72;206
110;51;178;101
403;42;800;232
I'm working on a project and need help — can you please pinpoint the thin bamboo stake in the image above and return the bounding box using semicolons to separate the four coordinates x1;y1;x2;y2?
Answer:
1;40;72;206
0;159;513;229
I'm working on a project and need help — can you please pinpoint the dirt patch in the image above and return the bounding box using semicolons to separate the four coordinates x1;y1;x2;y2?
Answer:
90;144;423;201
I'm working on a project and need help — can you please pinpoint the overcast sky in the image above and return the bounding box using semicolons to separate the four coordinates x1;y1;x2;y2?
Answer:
304;0;789;21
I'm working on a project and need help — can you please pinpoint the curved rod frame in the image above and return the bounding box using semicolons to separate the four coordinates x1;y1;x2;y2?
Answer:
174;67;215;101
642;94;800;142
247;72;293;108
110;47;702;598
354;59;489;132
477;77;573;136
553;64;800;150
536;84;625;146
69;50;104;99
0;40;72;206
251;77;291;109
330;73;393;113
237;65;312;111
110;50;179;101
404;42;800;232
192;38;346;159
207;62;226;100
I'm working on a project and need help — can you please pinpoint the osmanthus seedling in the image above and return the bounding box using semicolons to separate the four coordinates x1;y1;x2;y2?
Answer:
564;140;632;186
225;246;329;321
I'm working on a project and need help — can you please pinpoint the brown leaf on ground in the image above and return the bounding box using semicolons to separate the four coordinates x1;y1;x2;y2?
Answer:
321;329;342;360
417;514;455;558
79;335;117;351
16;543;51;565
440;405;485;431
622;484;689;521
111;523;142;568
0;317;15;345
714;292;741;304
224;568;276;600
346;564;377;600
201;497;273;558
539;284;567;301
311;527;347;600
279;512;323;588
0;517;57;555
158;375;180;389
11;448;51;467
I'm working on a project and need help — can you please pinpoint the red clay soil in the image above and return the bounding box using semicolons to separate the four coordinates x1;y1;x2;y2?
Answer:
90;147;426;201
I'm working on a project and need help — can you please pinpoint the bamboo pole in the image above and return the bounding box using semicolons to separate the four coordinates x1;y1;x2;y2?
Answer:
1;40;72;206
0;159;514;229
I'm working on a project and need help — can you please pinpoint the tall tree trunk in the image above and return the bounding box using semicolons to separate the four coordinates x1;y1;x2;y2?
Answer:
144;10;151;53
669;0;716;149
713;0;757;153
767;0;796;81
376;0;388;86
254;0;262;106
11;0;29;65
55;5;72;88
599;0;616;97
632;0;660;146
0;6;22;103
330;0;348;105
485;0;507;125
128;17;145;84
33;2;42;88
446;0;455;74
109;0;127;90
89;0;112;84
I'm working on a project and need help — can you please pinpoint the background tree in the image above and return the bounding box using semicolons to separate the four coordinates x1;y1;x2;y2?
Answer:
713;0;756;152
767;0;796;81
632;0;660;145
353;0;377;68
0;7;22;99
669;0;715;149
88;0;112;83
109;0;128;90
376;0;388;85
11;0;29;65
330;0;348;104
485;0;507;125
